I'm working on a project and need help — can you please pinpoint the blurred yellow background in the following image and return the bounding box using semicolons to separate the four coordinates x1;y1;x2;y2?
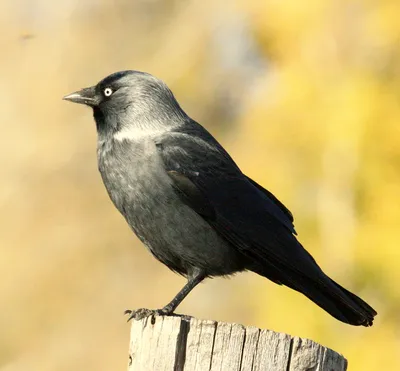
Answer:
1;0;399;370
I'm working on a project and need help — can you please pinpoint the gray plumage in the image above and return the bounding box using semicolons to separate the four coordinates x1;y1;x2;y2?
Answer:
64;70;376;326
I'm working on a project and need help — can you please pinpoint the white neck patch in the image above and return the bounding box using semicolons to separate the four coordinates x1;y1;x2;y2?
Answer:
113;127;166;142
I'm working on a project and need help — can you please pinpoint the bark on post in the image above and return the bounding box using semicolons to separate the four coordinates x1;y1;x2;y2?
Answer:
127;315;347;371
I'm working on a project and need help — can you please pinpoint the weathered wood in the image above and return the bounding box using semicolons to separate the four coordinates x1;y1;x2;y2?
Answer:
127;315;347;371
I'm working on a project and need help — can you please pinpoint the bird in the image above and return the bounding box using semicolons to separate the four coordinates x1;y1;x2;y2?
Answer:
63;70;377;326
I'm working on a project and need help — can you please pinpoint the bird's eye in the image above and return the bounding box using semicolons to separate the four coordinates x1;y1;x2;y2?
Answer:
103;87;113;97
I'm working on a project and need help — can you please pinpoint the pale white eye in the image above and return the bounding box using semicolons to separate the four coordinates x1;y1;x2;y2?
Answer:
103;87;113;97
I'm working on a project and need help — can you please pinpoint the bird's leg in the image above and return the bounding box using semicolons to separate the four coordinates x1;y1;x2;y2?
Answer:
125;269;205;321
161;269;205;314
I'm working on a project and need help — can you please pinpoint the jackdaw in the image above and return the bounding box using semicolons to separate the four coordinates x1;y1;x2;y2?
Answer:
64;70;376;326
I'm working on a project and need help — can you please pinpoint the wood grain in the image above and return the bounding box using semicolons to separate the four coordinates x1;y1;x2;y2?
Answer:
127;315;347;371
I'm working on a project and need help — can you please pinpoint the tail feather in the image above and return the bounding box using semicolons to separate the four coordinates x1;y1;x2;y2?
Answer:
286;274;377;327
329;279;377;326
247;240;377;326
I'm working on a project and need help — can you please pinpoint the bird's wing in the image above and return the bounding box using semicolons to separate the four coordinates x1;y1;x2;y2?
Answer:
155;130;322;281
244;175;295;226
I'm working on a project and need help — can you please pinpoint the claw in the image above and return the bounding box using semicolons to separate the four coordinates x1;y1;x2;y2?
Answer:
124;308;168;322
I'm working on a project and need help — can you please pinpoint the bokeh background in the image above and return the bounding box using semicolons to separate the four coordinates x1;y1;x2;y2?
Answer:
1;0;399;370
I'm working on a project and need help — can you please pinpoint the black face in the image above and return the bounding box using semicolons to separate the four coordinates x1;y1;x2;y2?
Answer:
64;70;184;137
63;70;143;108
94;71;137;107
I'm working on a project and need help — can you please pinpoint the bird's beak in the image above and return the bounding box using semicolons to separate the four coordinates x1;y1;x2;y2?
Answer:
63;86;98;107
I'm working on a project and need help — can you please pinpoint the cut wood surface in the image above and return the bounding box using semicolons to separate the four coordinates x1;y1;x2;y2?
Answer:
127;315;347;371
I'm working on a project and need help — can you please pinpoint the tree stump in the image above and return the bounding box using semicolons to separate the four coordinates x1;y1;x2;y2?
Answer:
127;315;347;370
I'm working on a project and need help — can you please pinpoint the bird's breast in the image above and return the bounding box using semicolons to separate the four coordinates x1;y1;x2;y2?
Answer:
97;138;173;218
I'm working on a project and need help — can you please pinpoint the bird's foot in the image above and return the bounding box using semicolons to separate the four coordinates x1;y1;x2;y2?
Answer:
124;308;171;323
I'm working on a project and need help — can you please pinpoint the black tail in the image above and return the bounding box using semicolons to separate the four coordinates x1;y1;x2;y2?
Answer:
245;233;377;326
285;273;377;326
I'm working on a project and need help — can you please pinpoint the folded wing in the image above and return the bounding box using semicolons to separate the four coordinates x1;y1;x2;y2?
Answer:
155;126;376;326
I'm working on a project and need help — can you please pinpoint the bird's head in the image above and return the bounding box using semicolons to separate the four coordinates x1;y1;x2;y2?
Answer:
63;70;186;138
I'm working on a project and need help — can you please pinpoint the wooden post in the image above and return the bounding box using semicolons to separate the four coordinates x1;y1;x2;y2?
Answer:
127;315;347;371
